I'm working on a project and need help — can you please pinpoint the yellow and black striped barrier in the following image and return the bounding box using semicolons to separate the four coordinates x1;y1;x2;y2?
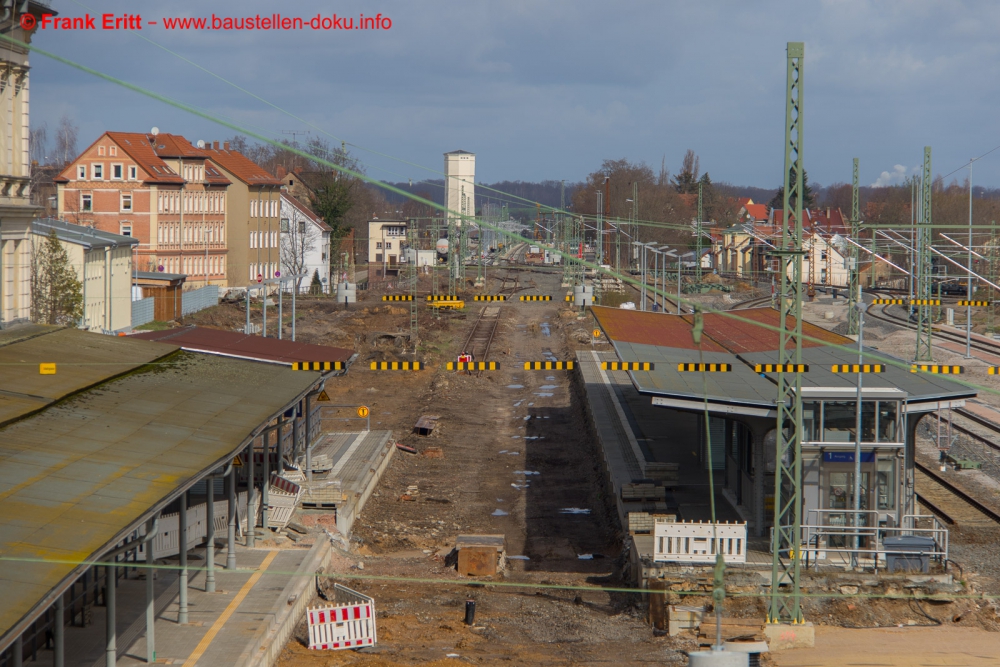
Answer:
523;361;574;370
565;295;573;301
831;364;884;373
446;361;499;371
382;295;413;301
601;362;654;371
988;367;1000;375
519;295;552;301
910;299;941;306
754;364;809;373
291;361;344;371
427;294;460;301
910;364;963;374
677;363;731;372
872;298;905;305
370;361;422;371
958;300;992;307
473;295;507;301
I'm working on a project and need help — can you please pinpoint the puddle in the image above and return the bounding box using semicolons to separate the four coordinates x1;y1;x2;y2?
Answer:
514;470;541;475
528;402;534;406
513;400;523;407
511;482;529;490
523;415;531;421
496;498;504;502
491;509;509;516
499;450;508;454
540;322;551;336
577;554;594;560
508;555;530;560
534;392;553;397
512;435;521;439
540;385;557;389
546;376;555;381
523;436;543;440
507;384;524;389
560;508;591;514
507;451;520;455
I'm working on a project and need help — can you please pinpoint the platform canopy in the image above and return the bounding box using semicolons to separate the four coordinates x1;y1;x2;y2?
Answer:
591;306;977;415
132;326;353;365
0;327;322;650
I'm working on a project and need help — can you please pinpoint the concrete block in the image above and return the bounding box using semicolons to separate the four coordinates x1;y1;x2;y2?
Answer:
763;622;815;650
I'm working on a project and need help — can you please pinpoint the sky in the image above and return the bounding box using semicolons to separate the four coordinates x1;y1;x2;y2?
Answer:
25;0;1000;191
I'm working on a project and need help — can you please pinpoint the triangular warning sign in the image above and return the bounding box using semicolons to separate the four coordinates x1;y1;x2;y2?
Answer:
317;390;331;402
232;454;244;467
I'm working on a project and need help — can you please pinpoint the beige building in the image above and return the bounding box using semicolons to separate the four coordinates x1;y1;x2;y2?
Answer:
0;2;49;327
31;218;137;332
367;218;407;283
201;142;283;290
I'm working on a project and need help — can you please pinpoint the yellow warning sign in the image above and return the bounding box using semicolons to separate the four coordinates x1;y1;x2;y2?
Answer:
317;390;331;402
592;329;602;338
357;405;370;418
232;454;244;468
39;363;56;375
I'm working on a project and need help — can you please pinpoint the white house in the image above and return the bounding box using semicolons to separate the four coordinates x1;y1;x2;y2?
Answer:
31;217;138;332
366;218;408;283
279;193;332;293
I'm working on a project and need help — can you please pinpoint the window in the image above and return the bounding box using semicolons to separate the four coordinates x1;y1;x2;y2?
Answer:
112;164;123;180
298;221;305;234
98;146;106;156
121;193;133;212
81;193;93;211
376;242;383;249
385;241;392;250
128;165;137;180
77;165;87;179
92;164;103;180
120;223;132;237
280;218;289;232
109;146;117;157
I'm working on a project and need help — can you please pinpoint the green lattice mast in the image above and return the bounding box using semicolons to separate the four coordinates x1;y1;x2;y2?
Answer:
915;147;933;361
768;40;806;626
847;158;861;336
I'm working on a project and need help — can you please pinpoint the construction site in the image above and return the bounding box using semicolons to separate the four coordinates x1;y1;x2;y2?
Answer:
6;8;1000;666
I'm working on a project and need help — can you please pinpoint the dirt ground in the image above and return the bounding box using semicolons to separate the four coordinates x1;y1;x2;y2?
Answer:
187;274;1000;664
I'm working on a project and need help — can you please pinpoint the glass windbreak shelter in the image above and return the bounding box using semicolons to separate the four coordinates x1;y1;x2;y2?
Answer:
799;387;907;529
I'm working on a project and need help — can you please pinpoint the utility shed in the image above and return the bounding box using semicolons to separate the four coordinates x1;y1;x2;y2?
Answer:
132;271;186;322
0;326;322;651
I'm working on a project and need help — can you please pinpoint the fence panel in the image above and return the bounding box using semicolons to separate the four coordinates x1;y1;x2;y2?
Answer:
131;297;154;328
181;285;220;316
308;585;377;650
653;520;747;564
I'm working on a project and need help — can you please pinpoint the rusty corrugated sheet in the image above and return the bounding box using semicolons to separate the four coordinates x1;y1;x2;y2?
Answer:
590;306;726;352
132;326;352;363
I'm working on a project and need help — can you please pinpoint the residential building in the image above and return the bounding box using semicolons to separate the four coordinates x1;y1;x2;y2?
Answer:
444;150;475;226
0;2;50;327
31;218;137;332
55;132;232;288
367;218;407;283
280;193;332;293
202;142;283;290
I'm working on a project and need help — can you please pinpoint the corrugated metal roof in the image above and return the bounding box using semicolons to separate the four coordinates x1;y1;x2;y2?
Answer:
0;328;179;426
596;307;976;408
32;218;139;250
0;350;319;647
130;326;353;364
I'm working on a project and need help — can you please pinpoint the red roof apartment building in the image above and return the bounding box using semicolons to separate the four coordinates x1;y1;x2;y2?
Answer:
56;133;283;291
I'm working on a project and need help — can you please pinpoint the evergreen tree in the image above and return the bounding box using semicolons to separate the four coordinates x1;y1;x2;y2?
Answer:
768;168;816;211
310;268;323;295
672;149;701;194
31;229;83;325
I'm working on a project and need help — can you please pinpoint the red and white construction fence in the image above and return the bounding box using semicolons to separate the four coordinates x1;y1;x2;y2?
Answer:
307;584;377;650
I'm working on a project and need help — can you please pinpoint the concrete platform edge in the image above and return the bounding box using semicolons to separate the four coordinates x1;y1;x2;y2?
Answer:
239;539;333;667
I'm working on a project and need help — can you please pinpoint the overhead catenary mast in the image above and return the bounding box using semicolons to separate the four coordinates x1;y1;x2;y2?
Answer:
915;147;933;362
847;158;862;336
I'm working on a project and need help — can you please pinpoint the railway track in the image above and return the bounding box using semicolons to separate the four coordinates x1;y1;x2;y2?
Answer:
864;293;1000;359
915;462;1000;526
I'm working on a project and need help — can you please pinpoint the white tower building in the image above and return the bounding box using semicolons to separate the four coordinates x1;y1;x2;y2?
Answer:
444;150;475;226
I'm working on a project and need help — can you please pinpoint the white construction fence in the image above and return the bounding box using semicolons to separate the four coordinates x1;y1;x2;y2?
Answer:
653;519;747;564
307;584;377;650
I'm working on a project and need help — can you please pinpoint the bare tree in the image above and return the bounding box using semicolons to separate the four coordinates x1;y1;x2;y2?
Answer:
29;123;48;165
53;114;78;166
280;215;318;293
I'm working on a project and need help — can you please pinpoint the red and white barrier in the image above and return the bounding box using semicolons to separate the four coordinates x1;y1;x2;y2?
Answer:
307;585;377;650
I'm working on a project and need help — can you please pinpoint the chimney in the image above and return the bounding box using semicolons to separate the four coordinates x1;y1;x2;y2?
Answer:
223;142;230;150
276;165;287;178
213;141;219;150
293;166;303;175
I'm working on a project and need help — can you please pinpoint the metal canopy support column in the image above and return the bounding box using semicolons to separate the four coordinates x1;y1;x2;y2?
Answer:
178;491;188;624
54;595;64;667
696;182;703;282
915;147;934;361
847;158;861;336
768;41;806;626
205;474;216;593
262;429;271;531
143;515;159;663
105;564;116;667
226;465;237;569
246;442;256;548
408;222;418;349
